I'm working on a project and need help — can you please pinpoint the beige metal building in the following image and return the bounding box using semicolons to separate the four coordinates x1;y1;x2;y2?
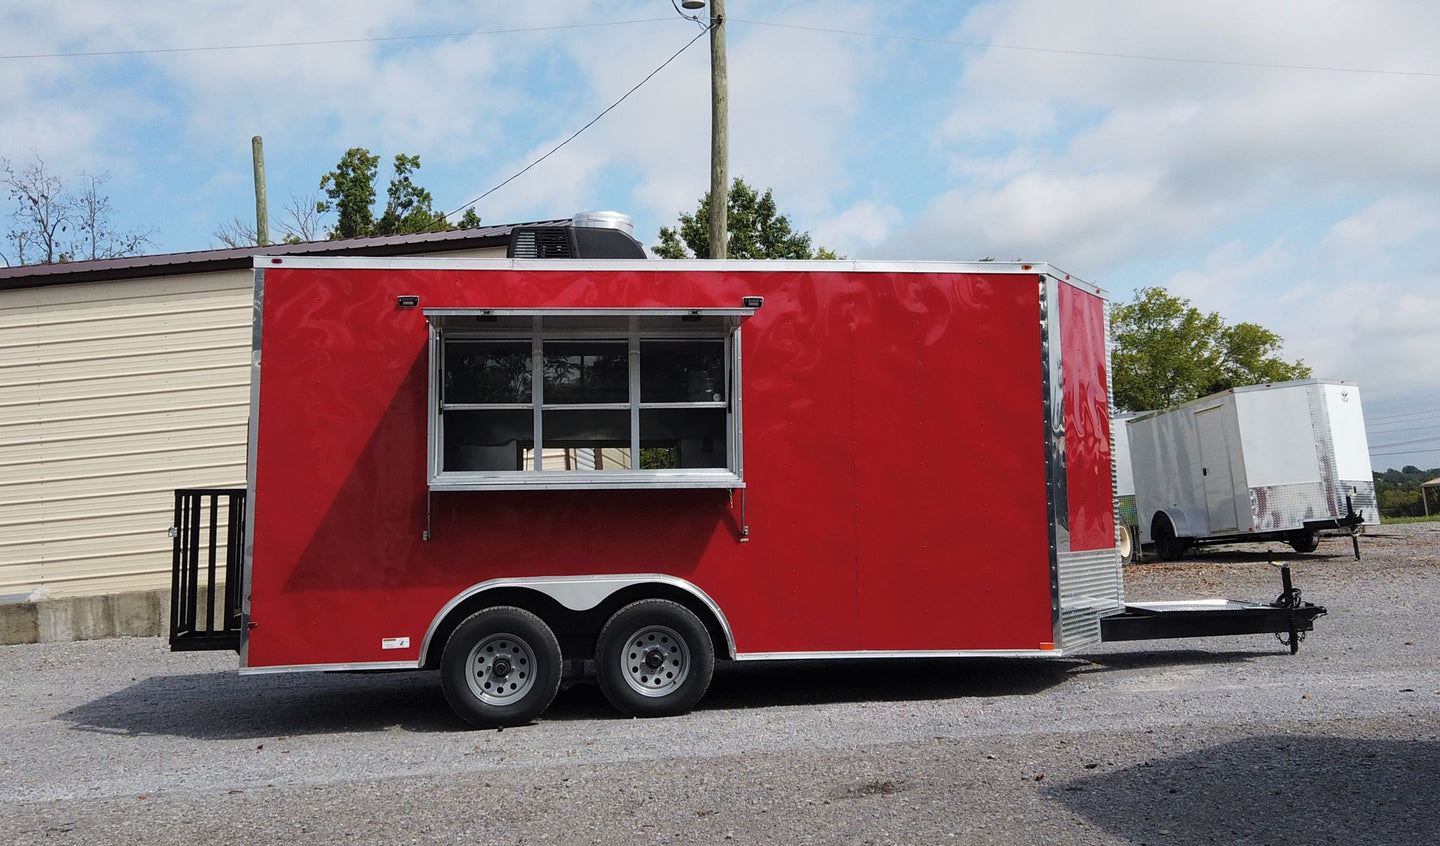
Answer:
0;225;542;628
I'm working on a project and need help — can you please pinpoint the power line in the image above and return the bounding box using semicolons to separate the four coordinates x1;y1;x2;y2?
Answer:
0;19;672;61
1367;423;1440;436
442;24;711;222
1372;446;1440;458
13;14;1435;81
1370;435;1440;450
733;18;1440;79
1367;406;1440;423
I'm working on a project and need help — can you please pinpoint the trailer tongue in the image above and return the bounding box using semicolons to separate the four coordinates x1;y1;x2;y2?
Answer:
1100;564;1326;655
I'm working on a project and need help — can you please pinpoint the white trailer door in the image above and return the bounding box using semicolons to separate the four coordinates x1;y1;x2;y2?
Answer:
1196;407;1239;532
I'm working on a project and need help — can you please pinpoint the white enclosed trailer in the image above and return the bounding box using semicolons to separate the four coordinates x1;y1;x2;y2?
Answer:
1128;379;1379;559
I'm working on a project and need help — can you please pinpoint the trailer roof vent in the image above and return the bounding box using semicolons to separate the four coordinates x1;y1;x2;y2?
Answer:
507;211;647;259
571;210;634;236
509;227;574;259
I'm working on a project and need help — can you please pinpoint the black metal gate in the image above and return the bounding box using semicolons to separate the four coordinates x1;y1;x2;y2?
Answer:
170;488;247;651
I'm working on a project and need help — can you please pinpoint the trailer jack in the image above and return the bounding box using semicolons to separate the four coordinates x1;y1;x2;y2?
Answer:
1341;495;1363;562
1271;562;1308;655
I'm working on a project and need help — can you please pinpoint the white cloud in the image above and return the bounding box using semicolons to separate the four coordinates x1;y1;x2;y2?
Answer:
812;200;902;255
1165;240;1293;317
1323;194;1440;256
884;0;1440;267
1157;239;1440;407
881;167;1183;267
4;0;1438;460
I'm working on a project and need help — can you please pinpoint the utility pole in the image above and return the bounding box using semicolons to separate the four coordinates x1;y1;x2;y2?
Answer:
707;0;727;259
251;136;270;247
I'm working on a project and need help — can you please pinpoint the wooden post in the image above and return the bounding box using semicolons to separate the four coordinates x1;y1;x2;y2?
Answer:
708;0;727;259
252;136;270;247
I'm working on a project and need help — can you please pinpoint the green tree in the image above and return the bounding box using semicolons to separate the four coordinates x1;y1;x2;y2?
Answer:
317;148;379;239
374;153;446;236
1374;465;1440;520
1378;487;1423;518
457;207;483;230
654;178;838;259
1110;287;1311;412
317;149;452;240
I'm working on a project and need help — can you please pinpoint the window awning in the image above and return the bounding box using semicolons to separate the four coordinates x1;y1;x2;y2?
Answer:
424;306;758;334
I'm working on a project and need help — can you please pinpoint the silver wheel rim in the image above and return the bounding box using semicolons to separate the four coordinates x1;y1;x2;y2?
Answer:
465;632;538;706
619;624;690;698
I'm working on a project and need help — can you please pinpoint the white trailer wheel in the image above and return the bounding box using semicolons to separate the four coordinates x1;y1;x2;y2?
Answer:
1118;524;1135;564
440;606;562;729
596;599;715;718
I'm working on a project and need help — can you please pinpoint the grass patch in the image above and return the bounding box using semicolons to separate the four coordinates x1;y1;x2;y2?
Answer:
1381;514;1440;525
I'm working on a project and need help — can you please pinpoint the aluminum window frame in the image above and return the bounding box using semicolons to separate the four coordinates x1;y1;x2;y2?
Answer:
425;308;750;491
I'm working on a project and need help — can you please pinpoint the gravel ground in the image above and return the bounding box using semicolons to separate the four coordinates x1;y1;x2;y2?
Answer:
1;523;1437;845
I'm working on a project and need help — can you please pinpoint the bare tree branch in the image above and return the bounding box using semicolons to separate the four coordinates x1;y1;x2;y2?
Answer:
2;154;154;265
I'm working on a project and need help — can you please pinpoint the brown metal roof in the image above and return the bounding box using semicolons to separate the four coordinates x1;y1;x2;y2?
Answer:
0;219;570;290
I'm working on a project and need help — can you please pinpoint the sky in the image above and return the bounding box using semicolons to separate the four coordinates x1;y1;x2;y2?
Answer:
3;0;1438;471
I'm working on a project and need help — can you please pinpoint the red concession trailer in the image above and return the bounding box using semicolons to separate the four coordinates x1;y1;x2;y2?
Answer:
169;253;1323;727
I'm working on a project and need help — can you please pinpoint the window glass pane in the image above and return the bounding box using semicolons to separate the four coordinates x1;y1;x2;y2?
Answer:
542;342;629;404
542;408;631;470
445;341;532;404
639;446;678;469
443;410;533;471
641;340;725;403
527;447;634;471
640;408;727;468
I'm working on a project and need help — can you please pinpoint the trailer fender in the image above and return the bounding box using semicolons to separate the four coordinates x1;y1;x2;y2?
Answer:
419;575;737;668
1152;508;1201;541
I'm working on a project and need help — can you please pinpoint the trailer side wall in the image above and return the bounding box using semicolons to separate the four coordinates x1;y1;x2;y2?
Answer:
244;263;1099;669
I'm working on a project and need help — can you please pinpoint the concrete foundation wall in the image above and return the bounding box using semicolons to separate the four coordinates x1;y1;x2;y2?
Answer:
0;589;170;645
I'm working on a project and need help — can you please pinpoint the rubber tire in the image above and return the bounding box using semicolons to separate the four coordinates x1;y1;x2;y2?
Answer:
1153;515;1188;561
1289;529;1321;554
1118;523;1135;564
596;599;715;718
440;606;562;729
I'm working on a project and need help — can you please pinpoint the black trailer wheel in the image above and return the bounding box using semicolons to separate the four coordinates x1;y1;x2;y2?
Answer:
440;606;562;729
1289;528;1321;554
1153;515;1188;561
596;599;715;718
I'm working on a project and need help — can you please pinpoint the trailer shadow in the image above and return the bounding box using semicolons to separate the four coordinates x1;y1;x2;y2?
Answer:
1070;647;1288;673
58;656;1090;738
545;651;1264;720
1045;735;1440;844
57;669;461;739
705;657;1076;710
1167;526;1411;564
1138;547;1350;565
58;650;1273;738
541;657;1087;722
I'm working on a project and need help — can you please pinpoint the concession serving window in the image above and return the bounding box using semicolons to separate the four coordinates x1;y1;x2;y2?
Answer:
424;307;756;490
